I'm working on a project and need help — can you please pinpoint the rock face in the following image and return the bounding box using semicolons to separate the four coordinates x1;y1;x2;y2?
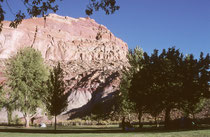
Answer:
0;14;128;121
0;14;127;60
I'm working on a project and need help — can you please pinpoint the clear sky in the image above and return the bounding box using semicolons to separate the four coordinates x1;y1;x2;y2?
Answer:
2;0;210;58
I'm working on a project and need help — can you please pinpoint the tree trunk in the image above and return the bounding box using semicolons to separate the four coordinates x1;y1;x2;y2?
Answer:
7;109;12;125
192;113;195;120
165;107;171;128
155;116;158;128
24;113;30;128
128;113;131;122
138;111;143;128
54;115;57;131
122;116;125;131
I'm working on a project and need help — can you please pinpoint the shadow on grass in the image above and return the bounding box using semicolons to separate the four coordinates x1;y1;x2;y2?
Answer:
0;125;210;134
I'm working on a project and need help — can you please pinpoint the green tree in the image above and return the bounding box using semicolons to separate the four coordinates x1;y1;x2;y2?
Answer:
129;50;164;127
181;53;210;118
198;53;210;98
128;47;209;128
129;47;184;128
5;47;49;127
181;54;200;117
117;46;144;127
158;47;184;128
44;62;68;131
0;0;119;31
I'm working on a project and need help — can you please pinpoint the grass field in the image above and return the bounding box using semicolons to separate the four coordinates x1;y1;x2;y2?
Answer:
1;130;210;137
1;125;210;137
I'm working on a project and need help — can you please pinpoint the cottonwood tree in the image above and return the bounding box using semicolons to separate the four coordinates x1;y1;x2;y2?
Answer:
129;47;209;128
129;47;184;128
0;0;119;31
157;48;184;127
198;53;210;98
180;54;200;117
44;62;68;131
116;47;144;127
130;50;165;127
181;53;210;118
129;50;163;127
5;47;49;127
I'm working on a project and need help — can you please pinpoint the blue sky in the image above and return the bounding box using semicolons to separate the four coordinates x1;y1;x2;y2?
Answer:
2;0;210;58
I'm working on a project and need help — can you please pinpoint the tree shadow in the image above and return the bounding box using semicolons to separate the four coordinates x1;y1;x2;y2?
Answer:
65;71;120;119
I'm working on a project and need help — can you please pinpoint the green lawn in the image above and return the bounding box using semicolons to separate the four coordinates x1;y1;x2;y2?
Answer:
1;130;210;137
0;125;210;137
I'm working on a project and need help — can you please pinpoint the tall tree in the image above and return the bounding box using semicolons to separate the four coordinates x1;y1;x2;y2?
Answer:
198;53;210;98
5;47;49;127
129;47;184;128
129;50;164;127
158;47;184;127
0;0;119;31
180;53;210;118
116;46;144;127
127;47;209;128
44;62;68;131
180;54;200;117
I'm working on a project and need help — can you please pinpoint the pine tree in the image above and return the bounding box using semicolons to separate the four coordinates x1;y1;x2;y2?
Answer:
44;62;68;131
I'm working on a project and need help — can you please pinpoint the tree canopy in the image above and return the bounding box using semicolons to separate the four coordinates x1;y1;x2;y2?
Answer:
128;47;209;128
116;47;144;127
5;47;49;127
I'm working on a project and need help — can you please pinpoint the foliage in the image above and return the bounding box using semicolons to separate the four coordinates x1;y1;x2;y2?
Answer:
5;47;49;127
116;47;144;115
180;53;210;117
44;62;68;130
91;103;107;122
0;86;16;125
0;0;119;31
117;74;135;115
129;49;165;120
86;0;120;15
114;46;144;128
128;47;209;127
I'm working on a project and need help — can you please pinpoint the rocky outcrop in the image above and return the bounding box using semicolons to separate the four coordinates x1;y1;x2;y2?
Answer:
0;14;128;121
0;14;127;61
